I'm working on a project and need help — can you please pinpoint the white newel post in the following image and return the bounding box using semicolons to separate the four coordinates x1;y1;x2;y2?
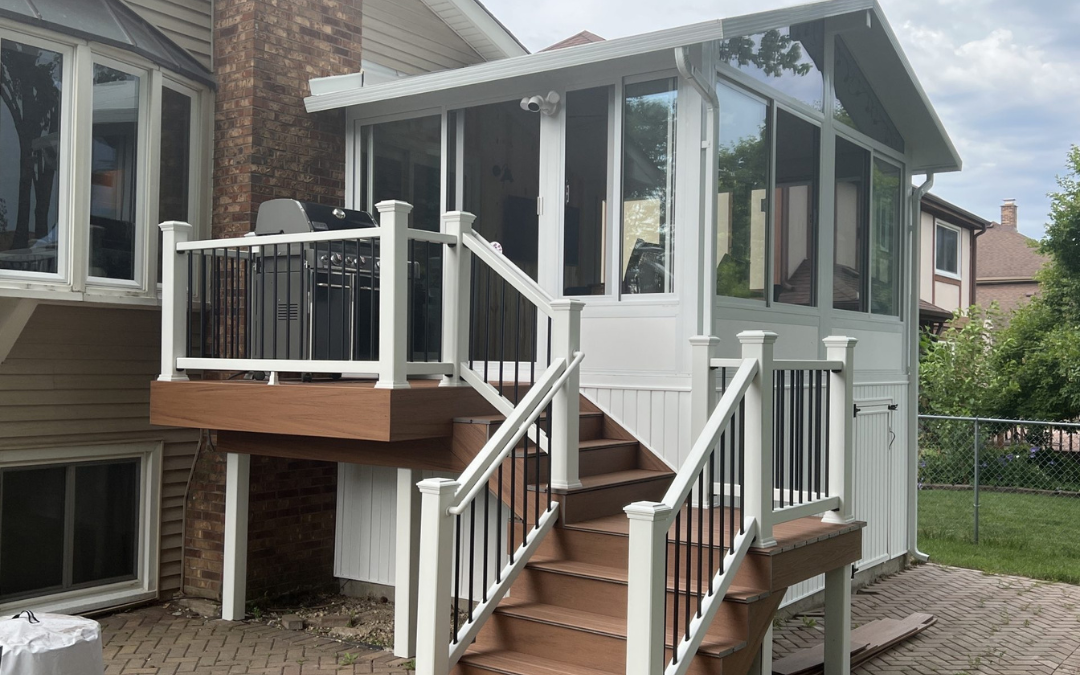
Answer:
158;221;192;382
822;336;857;524
394;469;423;658
222;452;250;621
414;478;458;675
624;501;673;675
738;330;777;547
375;200;413;389
440;211;476;387
824;563;853;675
549;299;584;491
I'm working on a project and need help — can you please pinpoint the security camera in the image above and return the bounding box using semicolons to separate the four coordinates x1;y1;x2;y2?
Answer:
519;91;561;116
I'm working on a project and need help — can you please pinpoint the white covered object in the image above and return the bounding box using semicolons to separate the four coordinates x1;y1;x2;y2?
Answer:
0;612;104;675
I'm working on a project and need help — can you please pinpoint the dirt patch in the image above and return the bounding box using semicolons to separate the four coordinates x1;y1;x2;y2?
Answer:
253;593;397;649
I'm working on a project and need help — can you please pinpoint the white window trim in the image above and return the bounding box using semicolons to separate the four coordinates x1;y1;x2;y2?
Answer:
0;442;163;615
155;78;203;291
934;220;962;280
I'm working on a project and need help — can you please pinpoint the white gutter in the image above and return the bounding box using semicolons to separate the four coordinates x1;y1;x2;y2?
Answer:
675;46;720;335
908;172;934;563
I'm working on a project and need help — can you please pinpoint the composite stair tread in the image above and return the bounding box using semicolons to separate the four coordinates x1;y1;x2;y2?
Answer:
495;597;747;657
455;411;603;425
513;438;639;459
458;649;615;675
537;469;673;493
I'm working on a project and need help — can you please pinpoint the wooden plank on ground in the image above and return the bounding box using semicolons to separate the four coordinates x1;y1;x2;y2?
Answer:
773;613;936;675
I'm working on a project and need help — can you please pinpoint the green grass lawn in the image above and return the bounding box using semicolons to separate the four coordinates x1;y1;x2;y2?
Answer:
918;489;1080;584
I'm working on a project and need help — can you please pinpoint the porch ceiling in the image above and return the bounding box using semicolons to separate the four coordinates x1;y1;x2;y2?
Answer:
304;0;960;174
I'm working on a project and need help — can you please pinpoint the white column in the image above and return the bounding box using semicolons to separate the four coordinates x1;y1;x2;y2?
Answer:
738;330;777;547
549;299;584;491
824;564;852;675
690;336;719;439
158;221;193;382
440;212;476;386
624;501;672;675
222;452;250;621
375;200;414;389
748;625;774;675
414;478;459;675
822;336;857;524
394;469;423;657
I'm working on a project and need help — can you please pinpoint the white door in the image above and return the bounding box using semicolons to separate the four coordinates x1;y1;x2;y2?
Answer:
852;400;896;569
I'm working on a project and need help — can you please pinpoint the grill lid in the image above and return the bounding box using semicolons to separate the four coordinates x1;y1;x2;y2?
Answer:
254;199;377;235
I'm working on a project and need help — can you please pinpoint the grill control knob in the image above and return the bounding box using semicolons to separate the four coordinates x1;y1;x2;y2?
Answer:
332;208;346;219
345;256;356;267
330;252;343;266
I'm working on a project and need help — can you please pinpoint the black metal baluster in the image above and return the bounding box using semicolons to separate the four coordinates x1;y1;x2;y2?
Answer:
739;401;746;535
370;240;378;360
341;241;348;363
696;470;704;617
469;260;477;370
284;244;293;359
222;250;229;358
483;266;491;382
468;500;476;621
497;463;504;583
257;248;265;359
522;433;529;539
708;450;716;590
499;280;507;389
672;510;681;663
535;408;542;523
530;304;537;384
815;371;823;499
789;370;796;506
825;375;831;494
729;410;736;552
483;486;490;602
719;427;726;568
407;240;415;360
684;502;691;640
324;241;331;363
453;513;461;642
796;370;803;503
510;443;517;563
778;370;786;508
186;253;193;357
514;292;522;402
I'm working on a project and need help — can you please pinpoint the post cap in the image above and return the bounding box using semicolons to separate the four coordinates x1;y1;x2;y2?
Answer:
441;211;477;223
736;330;779;344
822;336;858;348
416;477;459;496
158;221;193;233
550;298;586;312
624;501;672;521
375;200;415;214
689;335;720;347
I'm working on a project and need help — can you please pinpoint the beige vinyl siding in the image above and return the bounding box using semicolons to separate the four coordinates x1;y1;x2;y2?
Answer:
363;0;484;75
0;304;199;598
122;0;213;70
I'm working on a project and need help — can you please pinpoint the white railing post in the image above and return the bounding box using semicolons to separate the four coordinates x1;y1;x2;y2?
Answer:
375;200;414;389
414;478;458;675
549;299;584;490
822;336;857;524
222;452;250;621
158;221;193;382
440;211;476;386
738;330;777;547
394;469;423;658
624;501;672;675
690;336;719;438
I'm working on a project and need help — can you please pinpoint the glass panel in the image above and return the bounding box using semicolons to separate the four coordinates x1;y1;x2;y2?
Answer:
364;115;442;231
773;110;819;306
0;41;63;275
72;461;139;585
716;82;769;300
564;87;610;296
622;78;676;295
833;37;904;153
936;225;959;275
833;137;870;311
0;466;66;599
871;159;902;315
718;21;825;111
157;87;192;283
89;64;141;281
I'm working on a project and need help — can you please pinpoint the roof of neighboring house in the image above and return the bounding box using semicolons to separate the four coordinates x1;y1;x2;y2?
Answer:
922;193;990;232
919;300;953;322
543;30;606;51
421;0;529;60
976;222;1047;282
0;0;213;86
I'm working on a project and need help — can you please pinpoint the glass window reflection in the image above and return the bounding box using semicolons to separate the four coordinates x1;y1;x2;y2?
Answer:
718;21;825;111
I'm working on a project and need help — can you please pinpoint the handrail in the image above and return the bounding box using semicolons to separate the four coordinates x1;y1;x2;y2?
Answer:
177;226;384;251
712;357;843;372
462;230;555;317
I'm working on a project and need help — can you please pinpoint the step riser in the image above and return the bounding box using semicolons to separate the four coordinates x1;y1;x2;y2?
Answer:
559;477;672;523
579;443;639;477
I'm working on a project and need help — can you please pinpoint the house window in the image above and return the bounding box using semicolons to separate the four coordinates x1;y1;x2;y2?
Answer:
772;109;819;306
935;223;960;277
716;81;769;300
871;159;902;315
0;459;140;602
718;21;825;112
359;115;442;231
563;86;611;296
157;85;193;283
833;36;904;153
833;137;870;311
88;62;143;283
621;78;677;295
0;38;64;276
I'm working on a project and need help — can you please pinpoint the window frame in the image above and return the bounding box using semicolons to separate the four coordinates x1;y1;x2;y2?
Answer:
154;78;202;289
934;220;962;280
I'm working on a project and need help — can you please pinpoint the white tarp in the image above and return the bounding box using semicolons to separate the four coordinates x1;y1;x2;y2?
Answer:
0;612;104;675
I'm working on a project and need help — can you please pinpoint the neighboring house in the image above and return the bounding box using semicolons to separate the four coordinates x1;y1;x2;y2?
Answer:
918;192;989;332
977;199;1047;316
0;0;523;617
146;1;963;674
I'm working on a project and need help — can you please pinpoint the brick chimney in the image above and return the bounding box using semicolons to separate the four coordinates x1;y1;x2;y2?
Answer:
1000;199;1018;231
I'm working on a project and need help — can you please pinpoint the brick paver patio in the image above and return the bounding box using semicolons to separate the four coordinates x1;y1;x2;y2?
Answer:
100;563;1080;674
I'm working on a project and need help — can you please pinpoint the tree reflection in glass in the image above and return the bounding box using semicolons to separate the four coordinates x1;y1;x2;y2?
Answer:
718;21;825;111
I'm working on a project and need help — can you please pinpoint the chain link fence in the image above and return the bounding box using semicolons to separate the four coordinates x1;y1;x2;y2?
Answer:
918;414;1080;543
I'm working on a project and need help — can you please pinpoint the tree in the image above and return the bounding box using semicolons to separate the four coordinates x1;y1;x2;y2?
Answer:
920;304;1005;417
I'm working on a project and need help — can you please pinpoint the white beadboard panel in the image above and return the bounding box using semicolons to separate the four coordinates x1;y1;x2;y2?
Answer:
580;386;687;469
783;575;824;606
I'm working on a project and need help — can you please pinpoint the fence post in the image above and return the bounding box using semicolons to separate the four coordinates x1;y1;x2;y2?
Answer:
549;299;585;491
822;336;857;525
624;501;672;675
738;330;777;547
973;418;980;544
414;478;458;675
690;336;719;439
158;221;193;382
375;200;414;389
440;212;476;387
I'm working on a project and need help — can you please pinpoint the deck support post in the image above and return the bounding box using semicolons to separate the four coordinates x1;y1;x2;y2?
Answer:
822;337;857;524
739;330;777;546
549;299;584;490
440;212;476;387
222;452;250;621
824;563;852;675
414;478;459;675
624;501;672;675
394;469;423;657
748;625;774;675
158;221;192;382
375;200;414;390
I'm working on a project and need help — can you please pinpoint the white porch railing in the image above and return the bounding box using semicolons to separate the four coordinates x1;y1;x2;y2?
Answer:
625;331;856;675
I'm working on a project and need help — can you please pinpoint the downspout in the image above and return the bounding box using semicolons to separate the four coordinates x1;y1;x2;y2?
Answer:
971;220;987;306
908;173;934;563
675;46;719;335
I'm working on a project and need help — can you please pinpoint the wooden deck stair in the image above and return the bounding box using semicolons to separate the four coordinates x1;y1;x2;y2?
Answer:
450;394;862;675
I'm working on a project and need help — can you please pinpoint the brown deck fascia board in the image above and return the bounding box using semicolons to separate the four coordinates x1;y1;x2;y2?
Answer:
217;431;466;471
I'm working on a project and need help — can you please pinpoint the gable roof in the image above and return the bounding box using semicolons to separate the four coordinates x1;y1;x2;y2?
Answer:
420;0;529;60
976;222;1047;281
922;193;990;233
0;0;213;87
305;0;960;173
543;30;605;52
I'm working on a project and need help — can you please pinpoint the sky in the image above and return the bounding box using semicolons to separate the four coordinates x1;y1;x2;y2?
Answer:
482;0;1080;239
